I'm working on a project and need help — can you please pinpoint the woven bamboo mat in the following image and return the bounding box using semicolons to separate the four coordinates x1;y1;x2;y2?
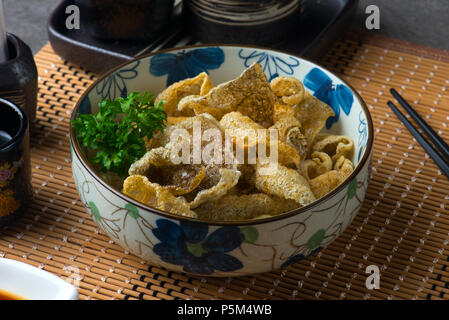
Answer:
1;35;449;300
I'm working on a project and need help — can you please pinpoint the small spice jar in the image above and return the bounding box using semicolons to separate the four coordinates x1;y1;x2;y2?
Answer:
0;98;31;227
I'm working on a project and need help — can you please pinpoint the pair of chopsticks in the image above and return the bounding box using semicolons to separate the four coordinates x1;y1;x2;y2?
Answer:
387;88;449;179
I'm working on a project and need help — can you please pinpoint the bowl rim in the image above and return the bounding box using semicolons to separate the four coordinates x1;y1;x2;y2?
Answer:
70;44;374;227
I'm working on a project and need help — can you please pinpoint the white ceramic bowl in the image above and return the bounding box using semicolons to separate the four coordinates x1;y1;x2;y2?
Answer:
70;45;373;276
0;258;78;299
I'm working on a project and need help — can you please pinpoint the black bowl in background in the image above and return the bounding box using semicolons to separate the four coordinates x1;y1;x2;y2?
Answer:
48;0;359;74
183;0;302;47
74;0;175;41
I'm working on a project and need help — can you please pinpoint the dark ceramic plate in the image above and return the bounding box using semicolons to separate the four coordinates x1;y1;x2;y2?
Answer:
48;0;359;74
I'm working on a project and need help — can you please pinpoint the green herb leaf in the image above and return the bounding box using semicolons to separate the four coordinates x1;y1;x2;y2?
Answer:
72;91;167;177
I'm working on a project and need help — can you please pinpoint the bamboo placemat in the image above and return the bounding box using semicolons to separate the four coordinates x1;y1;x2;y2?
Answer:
1;34;449;300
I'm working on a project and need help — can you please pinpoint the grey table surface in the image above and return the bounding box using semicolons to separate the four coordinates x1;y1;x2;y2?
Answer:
4;0;449;55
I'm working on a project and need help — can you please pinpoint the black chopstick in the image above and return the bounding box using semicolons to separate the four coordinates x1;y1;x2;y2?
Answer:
390;88;449;162
387;101;449;179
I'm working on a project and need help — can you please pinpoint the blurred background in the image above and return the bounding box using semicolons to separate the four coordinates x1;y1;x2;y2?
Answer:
4;0;449;54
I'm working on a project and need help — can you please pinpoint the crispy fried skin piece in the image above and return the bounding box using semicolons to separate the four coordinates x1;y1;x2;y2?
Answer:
312;134;355;162
272;83;334;155
178;63;276;127
299;151;333;180
270;114;307;160
145;165;206;196
195;193;299;221
254;162;316;206
123;175;197;218
155;72;213;116
220;111;300;168
148;113;223;151
295;91;335;150
129;140;179;175
308;156;355;199
270;76;305;107
333;155;355;174
166;116;191;125
144;116;192;151
189;168;241;208
273;104;296;123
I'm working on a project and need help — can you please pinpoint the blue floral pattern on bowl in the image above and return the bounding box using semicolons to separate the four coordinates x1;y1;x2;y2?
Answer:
150;47;225;86
304;68;354;129
358;111;368;161
238;49;300;81
281;247;323;269
96;60;141;100
152;219;245;274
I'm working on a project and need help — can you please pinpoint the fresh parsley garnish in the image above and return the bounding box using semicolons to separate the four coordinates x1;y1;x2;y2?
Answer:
72;91;166;177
